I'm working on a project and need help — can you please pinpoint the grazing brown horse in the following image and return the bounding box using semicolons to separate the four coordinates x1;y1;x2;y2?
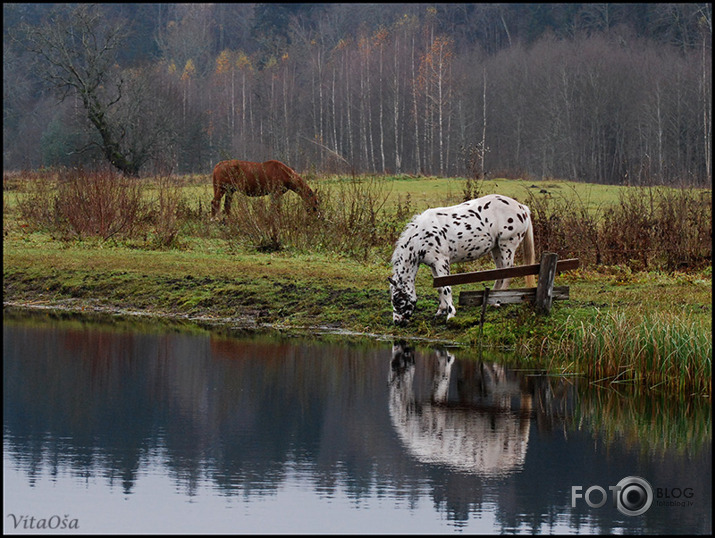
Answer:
211;159;319;218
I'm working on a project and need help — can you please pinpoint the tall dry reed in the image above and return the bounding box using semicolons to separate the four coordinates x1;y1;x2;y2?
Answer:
552;311;711;395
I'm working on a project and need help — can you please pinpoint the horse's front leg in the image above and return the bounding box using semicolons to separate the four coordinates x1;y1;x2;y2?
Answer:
435;285;455;319
223;190;233;216
211;185;225;220
211;195;222;220
430;262;456;320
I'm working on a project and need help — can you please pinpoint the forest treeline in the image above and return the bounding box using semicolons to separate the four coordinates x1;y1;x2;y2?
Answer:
3;3;712;185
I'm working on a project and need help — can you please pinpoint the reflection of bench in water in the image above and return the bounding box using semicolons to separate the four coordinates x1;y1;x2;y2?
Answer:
388;343;532;476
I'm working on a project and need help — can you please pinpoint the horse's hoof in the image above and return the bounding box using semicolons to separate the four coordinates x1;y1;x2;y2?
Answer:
435;307;456;320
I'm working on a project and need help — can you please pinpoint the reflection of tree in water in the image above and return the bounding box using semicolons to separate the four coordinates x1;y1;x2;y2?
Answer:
388;342;532;477
3;316;711;534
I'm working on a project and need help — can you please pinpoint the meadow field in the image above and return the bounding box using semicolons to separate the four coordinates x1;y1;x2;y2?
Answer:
3;169;712;396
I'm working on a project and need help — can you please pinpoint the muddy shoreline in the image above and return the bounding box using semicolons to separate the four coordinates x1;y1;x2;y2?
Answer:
3;299;464;347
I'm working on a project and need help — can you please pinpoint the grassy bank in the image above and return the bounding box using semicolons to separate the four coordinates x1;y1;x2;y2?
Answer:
3;170;711;396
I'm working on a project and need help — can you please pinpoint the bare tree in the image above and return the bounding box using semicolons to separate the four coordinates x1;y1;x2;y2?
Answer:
20;4;165;175
697;4;712;184
420;35;454;176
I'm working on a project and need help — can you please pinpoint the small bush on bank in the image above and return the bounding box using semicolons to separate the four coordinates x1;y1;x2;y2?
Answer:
55;168;145;240
147;175;183;248
17;168;145;241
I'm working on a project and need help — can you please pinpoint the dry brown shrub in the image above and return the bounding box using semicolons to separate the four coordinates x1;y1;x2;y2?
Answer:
17;167;147;241
526;186;711;271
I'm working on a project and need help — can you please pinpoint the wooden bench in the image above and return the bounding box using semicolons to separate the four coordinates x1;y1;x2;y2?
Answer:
433;253;579;315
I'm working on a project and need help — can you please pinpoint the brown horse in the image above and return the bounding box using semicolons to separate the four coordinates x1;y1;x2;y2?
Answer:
211;159;319;218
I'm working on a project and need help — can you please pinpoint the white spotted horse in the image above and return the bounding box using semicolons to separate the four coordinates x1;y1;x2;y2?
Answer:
388;194;536;324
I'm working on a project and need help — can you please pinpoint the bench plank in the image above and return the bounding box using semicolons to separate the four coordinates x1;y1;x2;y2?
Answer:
433;258;579;287
459;286;570;306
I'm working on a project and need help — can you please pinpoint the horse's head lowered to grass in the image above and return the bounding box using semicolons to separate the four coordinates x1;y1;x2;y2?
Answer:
387;275;417;325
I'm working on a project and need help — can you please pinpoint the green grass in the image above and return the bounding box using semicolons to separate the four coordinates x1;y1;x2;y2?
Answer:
306;174;630;219
3;171;711;396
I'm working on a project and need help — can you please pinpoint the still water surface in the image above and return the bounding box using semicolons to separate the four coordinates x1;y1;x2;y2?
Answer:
3;311;711;534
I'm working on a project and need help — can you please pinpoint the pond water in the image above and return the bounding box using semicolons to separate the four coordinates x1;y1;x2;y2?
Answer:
3;310;711;534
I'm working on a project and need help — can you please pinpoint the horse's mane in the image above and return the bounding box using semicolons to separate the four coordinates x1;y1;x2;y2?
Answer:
270;160;311;192
270;160;299;180
391;216;420;266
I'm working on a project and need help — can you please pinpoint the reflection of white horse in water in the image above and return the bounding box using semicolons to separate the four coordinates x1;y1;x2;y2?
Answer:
388;343;532;476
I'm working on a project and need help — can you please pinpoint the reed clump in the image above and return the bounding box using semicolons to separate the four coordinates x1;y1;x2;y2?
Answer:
553;311;711;396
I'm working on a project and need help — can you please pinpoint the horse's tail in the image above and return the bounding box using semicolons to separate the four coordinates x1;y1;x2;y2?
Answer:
523;213;536;288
